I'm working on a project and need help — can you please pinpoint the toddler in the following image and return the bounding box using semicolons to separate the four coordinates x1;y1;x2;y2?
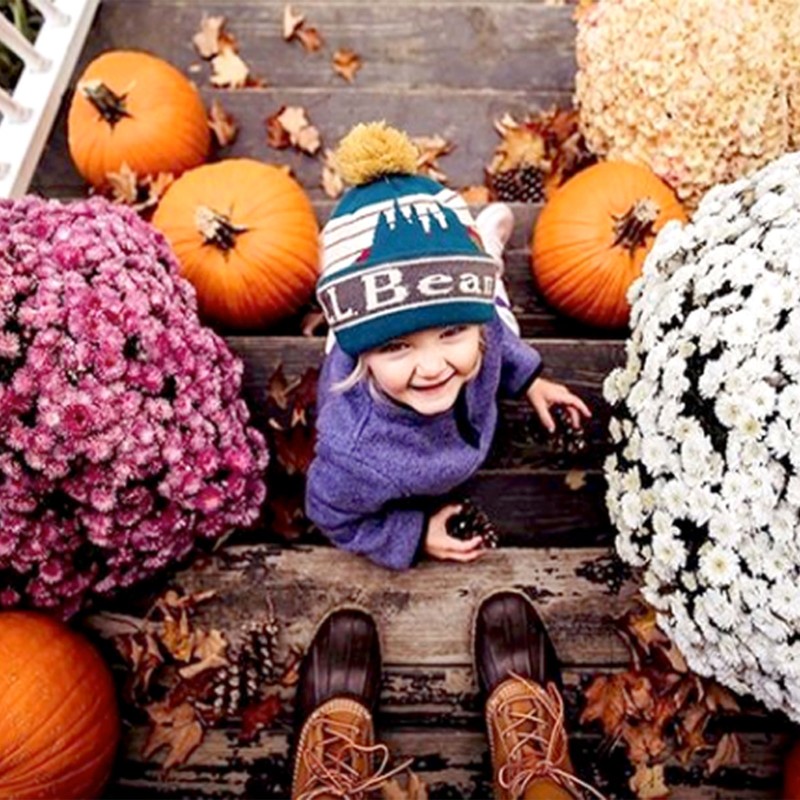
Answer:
306;122;590;569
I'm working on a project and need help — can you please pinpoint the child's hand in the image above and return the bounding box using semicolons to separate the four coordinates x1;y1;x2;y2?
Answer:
424;504;485;563
527;376;592;433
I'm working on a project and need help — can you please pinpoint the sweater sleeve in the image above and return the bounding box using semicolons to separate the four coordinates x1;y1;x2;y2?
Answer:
497;316;543;398
305;448;426;570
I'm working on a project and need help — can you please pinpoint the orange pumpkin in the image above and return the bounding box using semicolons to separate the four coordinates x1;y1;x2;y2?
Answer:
152;159;320;330
531;161;687;328
785;740;800;799
0;612;119;799
67;50;210;188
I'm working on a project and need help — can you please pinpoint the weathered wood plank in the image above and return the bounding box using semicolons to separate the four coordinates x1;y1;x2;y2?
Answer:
33;87;572;197
106;724;786;800
72;1;576;92
169;545;636;666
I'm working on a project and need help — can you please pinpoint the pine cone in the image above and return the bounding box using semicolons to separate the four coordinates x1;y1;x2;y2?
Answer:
489;166;545;202
446;499;500;549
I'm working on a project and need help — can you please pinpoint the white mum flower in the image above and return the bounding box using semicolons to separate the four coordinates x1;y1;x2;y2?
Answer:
699;545;740;587
652;531;688;577
715;395;745;427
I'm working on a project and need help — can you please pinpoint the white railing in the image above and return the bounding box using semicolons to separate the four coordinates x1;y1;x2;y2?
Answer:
0;0;100;199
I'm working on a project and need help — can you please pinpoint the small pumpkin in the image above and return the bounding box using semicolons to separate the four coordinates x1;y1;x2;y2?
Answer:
67;50;210;188
785;740;800;799
531;161;687;328
0;612;120;799
152;159;320;330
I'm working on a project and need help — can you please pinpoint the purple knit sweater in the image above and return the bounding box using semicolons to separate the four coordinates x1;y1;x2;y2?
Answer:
305;314;542;569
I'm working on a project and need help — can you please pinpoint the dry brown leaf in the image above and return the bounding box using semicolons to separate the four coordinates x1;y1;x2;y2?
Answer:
580;673;628;735
210;44;250;88
143;701;204;771
106;162;139;205
629;762;669;800
193;14;225;59
266;111;292;149
280;647;304;686
706;733;741;776
382;771;429;800
161;608;194;663
412;135;453;184
459;185;491;204
267;366;292;410
208;99;238;147
296;26;324;52
283;4;305;39
332;48;362;82
321;148;344;198
704;683;741;713
675;704;710;763
148;172;175;204
622;719;667;763
565;469;587;490
239;693;282;743
296;125;322;156
275;105;321;155
115;630;164;698
179;629;229;680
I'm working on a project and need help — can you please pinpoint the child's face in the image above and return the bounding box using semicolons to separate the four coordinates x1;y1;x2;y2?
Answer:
363;324;482;415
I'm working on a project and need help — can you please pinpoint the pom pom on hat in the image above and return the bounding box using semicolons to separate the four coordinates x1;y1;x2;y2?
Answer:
335;121;418;186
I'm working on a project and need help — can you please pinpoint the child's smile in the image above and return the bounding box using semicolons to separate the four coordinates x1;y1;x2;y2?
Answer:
364;324;482;415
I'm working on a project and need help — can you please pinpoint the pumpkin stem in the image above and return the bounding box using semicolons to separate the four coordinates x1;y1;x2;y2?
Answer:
195;206;248;251
80;79;132;126
612;198;660;255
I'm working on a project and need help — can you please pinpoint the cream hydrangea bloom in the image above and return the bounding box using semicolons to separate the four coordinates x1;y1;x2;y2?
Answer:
575;0;796;208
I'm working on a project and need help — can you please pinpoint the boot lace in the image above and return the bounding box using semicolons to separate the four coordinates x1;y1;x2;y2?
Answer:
296;715;413;800
495;675;607;800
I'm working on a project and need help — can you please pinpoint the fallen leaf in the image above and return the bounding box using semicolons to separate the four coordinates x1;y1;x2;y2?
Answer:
179;629;229;679
333;48;362;82
282;4;305;39
193;14;225;59
580;673;628;736
278;106;320;154
296;26;324;52
412;135;453;184
382;771;429;800
706;733;741;776
273;424;316;475
115;630;165;699
675;704;710;763
239;693;282;742
266;111;292;149
628;762;669;800
210;44;250;88
267;366;292;410
622;719;667;763
148;172;175;205
704;683;741;713
280;647;304;686
142;701;204;771
208;99;238;147
321;148;344;198
161;606;194;663
106;162;139;205
295;124;322;156
565;469;587;490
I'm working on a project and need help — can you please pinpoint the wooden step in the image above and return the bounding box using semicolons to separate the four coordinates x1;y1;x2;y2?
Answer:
231;336;623;545
107;724;786;800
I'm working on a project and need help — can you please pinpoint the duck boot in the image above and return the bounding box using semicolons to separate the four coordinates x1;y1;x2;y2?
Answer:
292;607;404;800
475;590;603;800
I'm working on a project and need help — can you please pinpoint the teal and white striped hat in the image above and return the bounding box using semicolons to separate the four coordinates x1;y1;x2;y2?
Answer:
318;122;498;357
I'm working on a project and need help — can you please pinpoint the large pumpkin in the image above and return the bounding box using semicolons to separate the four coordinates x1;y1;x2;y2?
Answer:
0;612;119;799
152;159;320;330
532;161;687;328
67;50;210;189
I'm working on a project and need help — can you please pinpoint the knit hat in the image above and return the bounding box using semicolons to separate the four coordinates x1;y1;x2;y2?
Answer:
318;122;498;357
